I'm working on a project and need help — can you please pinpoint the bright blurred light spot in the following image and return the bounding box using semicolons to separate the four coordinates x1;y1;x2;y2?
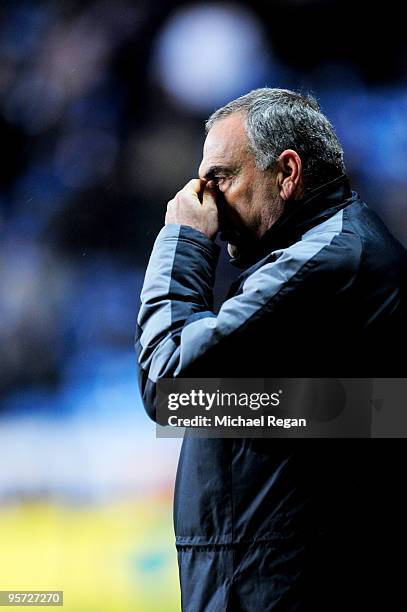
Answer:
152;2;272;111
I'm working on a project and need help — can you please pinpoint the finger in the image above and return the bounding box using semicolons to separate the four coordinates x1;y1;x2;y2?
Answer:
181;178;203;196
202;183;217;208
190;178;203;193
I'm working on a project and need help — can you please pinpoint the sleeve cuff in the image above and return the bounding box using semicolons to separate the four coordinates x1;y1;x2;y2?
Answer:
156;224;221;257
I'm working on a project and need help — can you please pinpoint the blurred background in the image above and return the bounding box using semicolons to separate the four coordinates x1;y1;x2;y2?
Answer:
0;1;406;610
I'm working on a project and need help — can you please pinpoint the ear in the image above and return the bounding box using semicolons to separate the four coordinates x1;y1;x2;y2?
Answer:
275;150;304;201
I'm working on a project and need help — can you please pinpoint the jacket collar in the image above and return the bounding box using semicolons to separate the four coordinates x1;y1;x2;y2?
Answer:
230;174;353;270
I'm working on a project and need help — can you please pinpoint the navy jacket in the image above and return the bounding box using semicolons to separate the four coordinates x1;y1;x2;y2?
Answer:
136;176;407;611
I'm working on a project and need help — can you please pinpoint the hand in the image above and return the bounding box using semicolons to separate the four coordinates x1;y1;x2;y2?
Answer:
165;179;219;240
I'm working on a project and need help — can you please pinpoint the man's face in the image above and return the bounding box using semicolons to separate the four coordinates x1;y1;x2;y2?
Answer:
198;112;283;259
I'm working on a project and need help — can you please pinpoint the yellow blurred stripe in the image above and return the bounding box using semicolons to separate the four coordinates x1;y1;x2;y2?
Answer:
0;496;180;612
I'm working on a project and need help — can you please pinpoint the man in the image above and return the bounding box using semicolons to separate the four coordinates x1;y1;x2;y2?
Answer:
136;89;406;610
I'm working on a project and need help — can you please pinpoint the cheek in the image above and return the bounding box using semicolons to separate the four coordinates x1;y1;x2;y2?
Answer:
223;190;242;219
222;182;244;207
228;184;253;217
221;179;253;225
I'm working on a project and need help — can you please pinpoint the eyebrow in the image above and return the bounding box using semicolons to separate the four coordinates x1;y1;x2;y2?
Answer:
202;165;234;180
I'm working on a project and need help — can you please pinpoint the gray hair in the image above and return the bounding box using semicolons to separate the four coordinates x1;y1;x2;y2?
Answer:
205;88;346;191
